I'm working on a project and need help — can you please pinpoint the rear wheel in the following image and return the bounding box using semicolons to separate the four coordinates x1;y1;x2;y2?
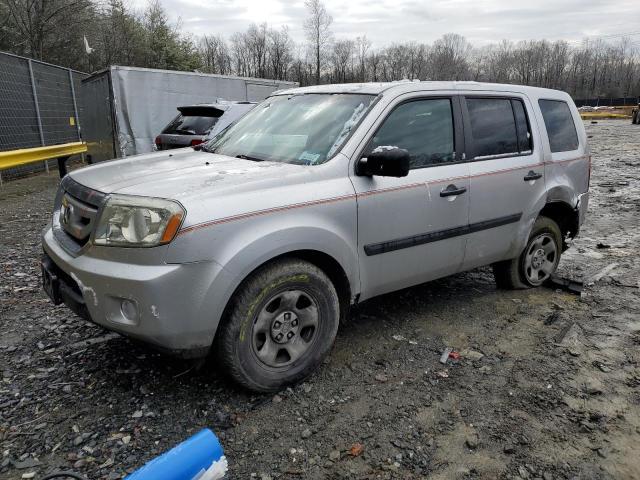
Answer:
493;216;562;289
215;259;340;392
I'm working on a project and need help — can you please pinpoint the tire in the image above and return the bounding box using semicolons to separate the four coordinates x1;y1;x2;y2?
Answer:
215;258;340;392
493;216;562;290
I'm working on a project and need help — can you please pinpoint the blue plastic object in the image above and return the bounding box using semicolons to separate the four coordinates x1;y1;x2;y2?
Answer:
125;429;224;480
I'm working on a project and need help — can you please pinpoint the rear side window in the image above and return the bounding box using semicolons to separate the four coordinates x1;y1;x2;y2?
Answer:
538;100;579;152
367;98;455;169
466;98;518;158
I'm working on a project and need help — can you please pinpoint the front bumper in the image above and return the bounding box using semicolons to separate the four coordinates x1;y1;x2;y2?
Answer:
42;226;225;358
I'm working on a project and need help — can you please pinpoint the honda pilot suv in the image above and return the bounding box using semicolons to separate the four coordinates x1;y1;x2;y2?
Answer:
42;82;590;392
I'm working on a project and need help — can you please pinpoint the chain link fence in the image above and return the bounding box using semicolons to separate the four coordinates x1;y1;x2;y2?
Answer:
574;97;640;107
0;51;88;179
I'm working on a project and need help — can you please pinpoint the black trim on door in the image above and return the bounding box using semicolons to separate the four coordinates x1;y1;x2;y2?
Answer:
363;212;522;256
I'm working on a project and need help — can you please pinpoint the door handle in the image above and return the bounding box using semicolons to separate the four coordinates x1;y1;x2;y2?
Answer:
524;171;542;181
440;184;467;197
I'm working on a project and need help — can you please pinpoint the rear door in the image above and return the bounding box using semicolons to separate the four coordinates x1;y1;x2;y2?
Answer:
351;94;470;300
461;94;546;269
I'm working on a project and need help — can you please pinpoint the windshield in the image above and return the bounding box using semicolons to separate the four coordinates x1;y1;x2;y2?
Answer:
204;93;376;164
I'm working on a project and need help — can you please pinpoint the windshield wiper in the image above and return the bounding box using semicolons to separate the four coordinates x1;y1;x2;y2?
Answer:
235;154;266;162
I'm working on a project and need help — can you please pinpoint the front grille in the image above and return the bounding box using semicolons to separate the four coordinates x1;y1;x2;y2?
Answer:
60;192;98;243
52;177;107;255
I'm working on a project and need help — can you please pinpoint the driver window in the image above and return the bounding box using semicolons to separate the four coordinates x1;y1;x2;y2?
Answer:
366;98;455;169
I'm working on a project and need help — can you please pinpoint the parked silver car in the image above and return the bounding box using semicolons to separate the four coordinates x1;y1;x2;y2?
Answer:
154;101;255;149
42;81;590;391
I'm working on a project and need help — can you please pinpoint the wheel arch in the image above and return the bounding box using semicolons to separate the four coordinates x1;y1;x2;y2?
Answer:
281;249;353;323
212;248;353;346
539;200;579;250
202;232;358;345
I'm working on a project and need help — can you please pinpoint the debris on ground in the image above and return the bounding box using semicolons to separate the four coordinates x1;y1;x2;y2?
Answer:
439;347;453;364
374;373;389;383
545;275;584;295
465;430;480;449
587;262;619;285
459;348;484;361
348;443;364;457
544;311;561;325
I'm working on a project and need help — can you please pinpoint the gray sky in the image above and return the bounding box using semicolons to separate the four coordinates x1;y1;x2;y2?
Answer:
131;0;640;47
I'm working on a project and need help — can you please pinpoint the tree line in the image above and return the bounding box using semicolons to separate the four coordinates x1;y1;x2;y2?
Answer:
1;0;639;99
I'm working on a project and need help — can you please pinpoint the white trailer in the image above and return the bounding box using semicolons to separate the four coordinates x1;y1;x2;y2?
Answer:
80;66;297;162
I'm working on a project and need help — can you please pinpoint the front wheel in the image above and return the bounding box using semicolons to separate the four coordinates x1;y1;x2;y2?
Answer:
493;216;562;289
215;259;340;392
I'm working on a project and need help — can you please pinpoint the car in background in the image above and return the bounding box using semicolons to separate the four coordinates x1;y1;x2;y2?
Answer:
155;101;256;150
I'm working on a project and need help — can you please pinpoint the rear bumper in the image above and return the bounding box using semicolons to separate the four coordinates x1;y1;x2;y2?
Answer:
42;226;224;358
576;191;589;227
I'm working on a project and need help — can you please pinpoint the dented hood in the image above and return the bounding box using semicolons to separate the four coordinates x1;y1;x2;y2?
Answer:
68;148;304;201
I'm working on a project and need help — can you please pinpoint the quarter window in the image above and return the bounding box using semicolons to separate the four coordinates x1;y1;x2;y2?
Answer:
366;99;455;169
538;99;579;153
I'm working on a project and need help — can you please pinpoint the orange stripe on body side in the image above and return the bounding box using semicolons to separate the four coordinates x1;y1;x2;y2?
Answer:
178;156;589;236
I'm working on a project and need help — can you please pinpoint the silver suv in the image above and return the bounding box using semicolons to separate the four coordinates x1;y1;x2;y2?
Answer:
42;82;590;392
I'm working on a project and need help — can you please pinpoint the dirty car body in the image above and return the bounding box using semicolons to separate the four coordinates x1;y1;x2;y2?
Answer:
42;81;590;390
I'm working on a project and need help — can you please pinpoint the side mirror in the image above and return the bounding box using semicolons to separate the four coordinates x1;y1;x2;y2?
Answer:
356;148;410;177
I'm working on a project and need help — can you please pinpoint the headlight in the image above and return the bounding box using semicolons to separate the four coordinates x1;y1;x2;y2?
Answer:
94;195;185;247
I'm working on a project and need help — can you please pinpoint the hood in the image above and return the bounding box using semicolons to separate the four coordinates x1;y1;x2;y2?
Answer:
69;148;304;201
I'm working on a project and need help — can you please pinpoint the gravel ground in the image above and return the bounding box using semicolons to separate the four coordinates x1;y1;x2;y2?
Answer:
1;120;639;480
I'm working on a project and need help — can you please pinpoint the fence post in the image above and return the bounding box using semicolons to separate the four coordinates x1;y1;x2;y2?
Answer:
68;69;82;141
28;59;48;174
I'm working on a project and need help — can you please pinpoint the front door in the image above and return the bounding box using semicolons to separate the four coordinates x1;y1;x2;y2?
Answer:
350;95;470;300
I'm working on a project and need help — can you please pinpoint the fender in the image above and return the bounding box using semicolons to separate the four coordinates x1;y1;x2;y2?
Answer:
505;185;549;259
545;184;579;208
169;222;359;344
215;225;359;293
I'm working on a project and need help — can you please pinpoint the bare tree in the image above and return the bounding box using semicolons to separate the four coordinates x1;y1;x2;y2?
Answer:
3;0;93;61
355;36;371;82
268;26;294;80
429;33;471;80
199;34;231;74
304;0;332;84
331;39;354;82
246;23;268;78
406;42;428;80
2;4;640;100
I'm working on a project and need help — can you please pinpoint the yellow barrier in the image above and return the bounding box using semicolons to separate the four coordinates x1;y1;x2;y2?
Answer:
0;142;87;171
